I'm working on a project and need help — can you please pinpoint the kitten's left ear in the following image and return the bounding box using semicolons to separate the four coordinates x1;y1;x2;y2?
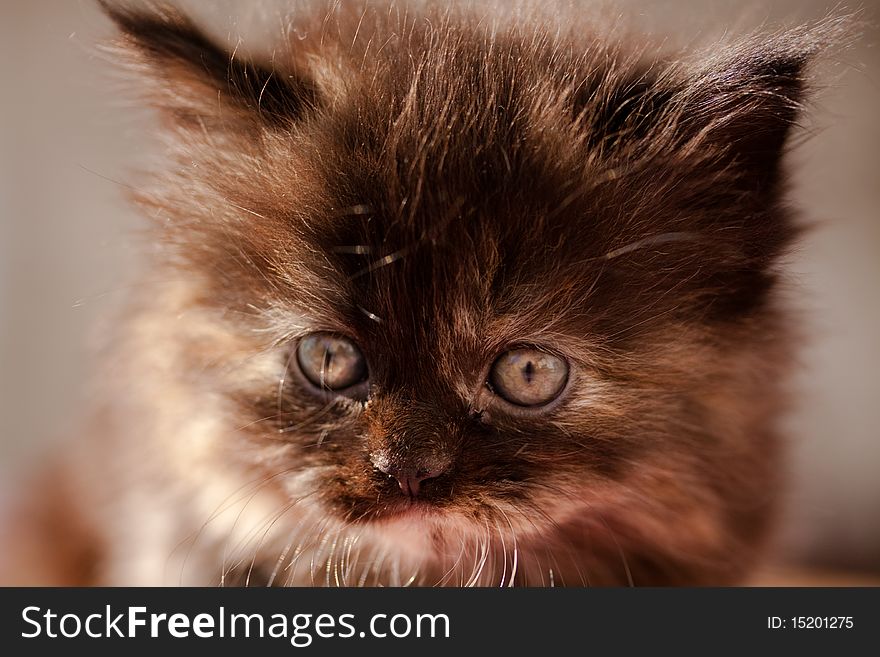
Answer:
672;20;850;190
99;1;318;132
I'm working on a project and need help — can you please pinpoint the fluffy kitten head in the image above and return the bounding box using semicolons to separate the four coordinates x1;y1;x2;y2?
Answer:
102;1;843;585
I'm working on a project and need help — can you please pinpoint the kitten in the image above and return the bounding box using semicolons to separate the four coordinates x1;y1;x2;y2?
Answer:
1;0;848;586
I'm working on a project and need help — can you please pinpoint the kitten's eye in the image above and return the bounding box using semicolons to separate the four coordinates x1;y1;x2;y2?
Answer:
296;333;367;392
489;348;568;407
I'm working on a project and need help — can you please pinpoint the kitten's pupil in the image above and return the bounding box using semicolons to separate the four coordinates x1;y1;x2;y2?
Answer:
523;360;535;384
321;348;332;388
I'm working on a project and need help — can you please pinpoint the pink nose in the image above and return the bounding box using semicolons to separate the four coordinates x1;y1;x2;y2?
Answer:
373;461;446;497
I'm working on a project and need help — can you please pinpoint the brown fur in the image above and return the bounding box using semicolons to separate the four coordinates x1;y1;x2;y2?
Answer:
1;1;852;585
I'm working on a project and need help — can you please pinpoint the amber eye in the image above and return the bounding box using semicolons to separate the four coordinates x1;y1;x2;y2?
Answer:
296;333;367;392
489;348;568;407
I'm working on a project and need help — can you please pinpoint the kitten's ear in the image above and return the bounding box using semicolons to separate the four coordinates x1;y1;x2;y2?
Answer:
99;2;318;131
675;39;811;187
670;21;849;189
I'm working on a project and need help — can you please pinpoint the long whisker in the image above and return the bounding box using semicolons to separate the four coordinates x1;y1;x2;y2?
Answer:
601;231;699;260
493;515;508;587
171;466;300;584
493;504;519;587
595;511;635;587
243;488;322;587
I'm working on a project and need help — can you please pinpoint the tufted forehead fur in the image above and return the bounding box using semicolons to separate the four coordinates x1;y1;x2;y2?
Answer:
66;1;852;585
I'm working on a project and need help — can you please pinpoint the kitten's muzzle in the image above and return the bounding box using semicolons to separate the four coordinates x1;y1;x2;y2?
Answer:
371;452;450;498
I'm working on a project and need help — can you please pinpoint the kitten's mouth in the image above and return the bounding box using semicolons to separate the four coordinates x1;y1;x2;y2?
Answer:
372;495;445;521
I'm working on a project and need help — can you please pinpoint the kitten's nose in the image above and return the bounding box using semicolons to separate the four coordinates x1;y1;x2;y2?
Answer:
371;453;448;497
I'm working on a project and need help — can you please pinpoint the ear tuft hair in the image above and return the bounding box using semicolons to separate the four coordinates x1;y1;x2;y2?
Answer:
673;15;856;190
99;1;318;129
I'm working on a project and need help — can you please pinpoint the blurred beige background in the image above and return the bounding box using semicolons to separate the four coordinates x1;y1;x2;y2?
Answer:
1;0;878;575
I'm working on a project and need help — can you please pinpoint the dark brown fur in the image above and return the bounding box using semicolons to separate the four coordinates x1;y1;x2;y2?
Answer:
1;1;851;586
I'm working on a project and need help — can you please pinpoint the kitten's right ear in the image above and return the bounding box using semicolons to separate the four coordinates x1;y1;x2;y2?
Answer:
99;1;318;131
